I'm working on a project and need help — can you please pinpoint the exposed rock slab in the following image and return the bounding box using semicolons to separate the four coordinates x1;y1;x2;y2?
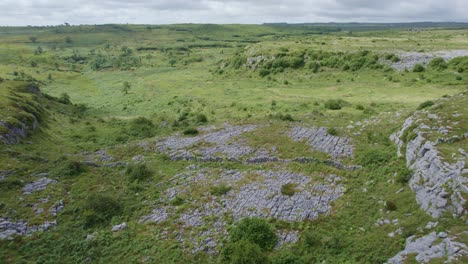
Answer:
142;168;344;253
387;232;468;263
22;177;57;195
389;50;468;70
0;218;57;240
289;126;354;158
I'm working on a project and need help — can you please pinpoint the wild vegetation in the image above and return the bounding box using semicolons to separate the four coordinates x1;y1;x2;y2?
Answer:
0;23;467;263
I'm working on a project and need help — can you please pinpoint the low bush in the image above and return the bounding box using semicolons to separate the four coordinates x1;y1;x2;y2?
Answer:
220;240;267;264
52;159;85;177
183;127;199;135
327;127;338;136
271;250;304;264
396;167;413;184
324;99;349;110
385;201;397;211
84;194;122;228
428;57;447;71
412;63;425;72
281;183;298;196
128;117;155;138
356;147;393;167
196;113;208;123
417;100;434;110
125;163;153;182
210;184;232;196
230;217;278;251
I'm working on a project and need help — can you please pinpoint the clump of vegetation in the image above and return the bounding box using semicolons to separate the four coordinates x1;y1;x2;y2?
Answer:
58;92;71;104
385;53;400;62
396;167;413;184
196;113;208;123
428;57;447;71
385;201;397;211
327;127;338;136
122;81;131;94
128;117;155;138
412;63;425;72
356;147;393;167
355;104;365;110
183;127;199;135
324;99;349;110
281;183;298;196
417;100;434;110
52;158;85;177
210;184;232;196
125;163;153;182
278;113;294;121
220;239;267;264
83;193;122;228
229;217;278;251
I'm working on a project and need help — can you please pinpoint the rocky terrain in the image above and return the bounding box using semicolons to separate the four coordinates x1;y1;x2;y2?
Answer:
388;93;467;263
142;168;344;253
389;50;468;70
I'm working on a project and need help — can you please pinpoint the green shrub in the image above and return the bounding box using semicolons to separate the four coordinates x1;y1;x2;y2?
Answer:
128;117;155;138
278;113;294;121
210;184;232;196
125;163;153;182
356;104;365;110
52;159;85;177
324;99;349;110
327;127;338;136
417;100;434;110
428;57;447;71
0;178;24;190
271;250;304;264
196;113;208;123
170;196;184;206
84;194;122;228
396;167;413;184
58;93;71;104
220;240;267;264
412;63;425;72
281;183;298;196
356;147;393;167
259;68;271;77
230;218;278;251
183;128;199;135
385;201;397;211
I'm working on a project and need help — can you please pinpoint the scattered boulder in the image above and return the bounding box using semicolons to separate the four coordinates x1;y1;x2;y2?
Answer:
111;222;128;232
22;178;57;195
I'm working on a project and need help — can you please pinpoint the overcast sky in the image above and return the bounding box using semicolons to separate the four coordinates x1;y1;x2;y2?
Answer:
0;0;467;26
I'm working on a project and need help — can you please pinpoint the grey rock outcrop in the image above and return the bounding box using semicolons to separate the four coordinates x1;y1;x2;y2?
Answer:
391;115;467;218
112;222;128;232
22;178;57;195
0;218;57;240
387;232;468;263
289;126;354;158
388;50;468;70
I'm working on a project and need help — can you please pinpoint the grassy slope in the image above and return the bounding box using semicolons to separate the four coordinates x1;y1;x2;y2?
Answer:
0;24;467;263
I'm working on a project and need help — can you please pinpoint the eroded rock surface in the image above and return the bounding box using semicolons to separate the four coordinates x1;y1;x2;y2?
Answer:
0;218;57;240
389;50;468;70
142;168;344;253
387;232;468;264
391;113;467;218
289;126;354;158
22;177;57;195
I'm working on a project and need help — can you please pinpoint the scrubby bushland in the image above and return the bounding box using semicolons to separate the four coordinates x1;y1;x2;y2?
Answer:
356;147;393;168
83;193;122;228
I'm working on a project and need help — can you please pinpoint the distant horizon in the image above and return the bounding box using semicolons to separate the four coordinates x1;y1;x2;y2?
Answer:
2;21;468;27
1;0;467;26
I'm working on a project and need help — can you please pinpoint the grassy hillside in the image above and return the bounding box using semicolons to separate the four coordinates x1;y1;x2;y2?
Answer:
0;24;467;263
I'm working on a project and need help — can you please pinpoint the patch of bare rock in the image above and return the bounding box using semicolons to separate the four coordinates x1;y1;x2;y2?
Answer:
141;168;345;253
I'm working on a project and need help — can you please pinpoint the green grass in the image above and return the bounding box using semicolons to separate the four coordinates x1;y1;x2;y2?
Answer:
0;24;467;264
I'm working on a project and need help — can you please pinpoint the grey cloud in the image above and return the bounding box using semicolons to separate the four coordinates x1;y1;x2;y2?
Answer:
0;0;466;26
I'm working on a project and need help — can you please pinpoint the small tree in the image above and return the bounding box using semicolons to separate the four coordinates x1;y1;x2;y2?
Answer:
29;36;37;43
65;36;73;44
169;58;177;67
122;81;131;94
35;46;43;55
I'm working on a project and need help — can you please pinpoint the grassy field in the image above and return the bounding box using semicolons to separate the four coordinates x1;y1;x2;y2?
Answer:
0;24;467;263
